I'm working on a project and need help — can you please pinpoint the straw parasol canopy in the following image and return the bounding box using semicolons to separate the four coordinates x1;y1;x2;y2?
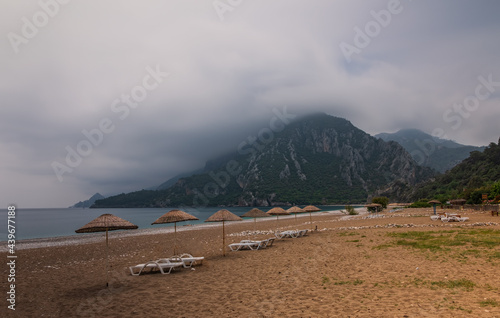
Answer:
303;205;321;212
266;207;290;229
241;208;270;235
287;206;305;223
450;199;466;205
266;207;289;216
152;209;199;255
287;206;305;213
75;214;138;233
75;214;138;287
241;208;268;219
302;205;321;230
205;209;242;256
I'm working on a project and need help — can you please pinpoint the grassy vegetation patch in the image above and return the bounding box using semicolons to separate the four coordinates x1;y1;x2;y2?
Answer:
333;279;364;286
413;278;475;291
480;299;499;307
489;251;500;260
430;279;476;291
380;229;500;260
321;276;330;285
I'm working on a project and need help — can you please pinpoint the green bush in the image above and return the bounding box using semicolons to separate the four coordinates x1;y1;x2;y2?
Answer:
408;201;432;208
372;196;389;209
345;205;358;215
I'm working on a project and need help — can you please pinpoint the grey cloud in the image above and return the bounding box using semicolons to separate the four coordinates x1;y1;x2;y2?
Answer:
1;0;499;207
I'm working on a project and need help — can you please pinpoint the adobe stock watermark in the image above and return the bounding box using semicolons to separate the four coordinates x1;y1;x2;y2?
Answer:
7;0;71;54
213;0;244;22
192;106;296;206
339;0;411;63
413;73;499;165
51;65;169;182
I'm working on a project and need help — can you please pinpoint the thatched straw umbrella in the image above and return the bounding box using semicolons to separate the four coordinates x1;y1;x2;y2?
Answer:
303;205;321;230
152;209;199;255
266;207;290;230
287;206;305;225
303;205;321;212
450;199;466;205
428;200;441;215
205;209;242;256
75;214;138;287
241;208;269;233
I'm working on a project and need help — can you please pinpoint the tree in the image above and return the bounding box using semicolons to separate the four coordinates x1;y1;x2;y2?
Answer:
372;196;389;209
491;180;500;198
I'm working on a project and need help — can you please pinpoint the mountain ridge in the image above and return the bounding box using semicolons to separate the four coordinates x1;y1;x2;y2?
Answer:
93;113;435;208
376;129;485;173
70;193;105;208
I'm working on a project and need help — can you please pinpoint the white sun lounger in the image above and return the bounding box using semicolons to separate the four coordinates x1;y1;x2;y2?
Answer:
166;254;204;268
441;213;469;223
431;212;446;221
276;230;302;239
240;238;275;248
129;259;184;276
264;238;275;247
229;241;264;251
297;229;308;237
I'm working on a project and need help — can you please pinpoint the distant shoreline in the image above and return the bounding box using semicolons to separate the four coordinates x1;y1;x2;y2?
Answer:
3;208;363;251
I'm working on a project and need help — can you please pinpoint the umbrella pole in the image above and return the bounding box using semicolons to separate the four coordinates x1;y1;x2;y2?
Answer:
174;222;177;256
253;218;256;237
309;212;313;231
222;220;226;257
106;228;109;288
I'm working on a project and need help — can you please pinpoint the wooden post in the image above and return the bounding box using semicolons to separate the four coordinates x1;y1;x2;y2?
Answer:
174;222;177;256
222;220;226;257
105;228;109;288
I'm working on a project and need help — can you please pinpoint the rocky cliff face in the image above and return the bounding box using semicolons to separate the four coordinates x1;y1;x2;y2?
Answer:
93;113;435;208
156;114;435;206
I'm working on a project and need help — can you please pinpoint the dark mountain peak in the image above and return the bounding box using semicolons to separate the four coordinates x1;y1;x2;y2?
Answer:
376;129;485;172
93;113;435;208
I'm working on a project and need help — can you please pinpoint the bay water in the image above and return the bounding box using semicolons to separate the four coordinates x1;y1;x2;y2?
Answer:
0;206;352;241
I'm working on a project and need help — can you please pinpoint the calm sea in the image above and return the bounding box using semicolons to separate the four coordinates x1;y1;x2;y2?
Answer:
0;206;351;241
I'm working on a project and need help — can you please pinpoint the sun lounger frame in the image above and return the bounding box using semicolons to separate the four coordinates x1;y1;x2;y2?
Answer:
129;260;184;276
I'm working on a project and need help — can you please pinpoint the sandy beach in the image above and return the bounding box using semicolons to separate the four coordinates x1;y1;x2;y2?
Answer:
2;207;500;317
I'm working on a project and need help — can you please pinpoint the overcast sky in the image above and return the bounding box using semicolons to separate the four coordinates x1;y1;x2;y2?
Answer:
1;0;499;208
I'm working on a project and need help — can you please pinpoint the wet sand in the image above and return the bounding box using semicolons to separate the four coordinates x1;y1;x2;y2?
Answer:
2;208;500;317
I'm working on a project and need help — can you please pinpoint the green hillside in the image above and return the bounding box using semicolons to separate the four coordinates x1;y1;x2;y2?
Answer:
376;129;485;173
408;139;500;204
